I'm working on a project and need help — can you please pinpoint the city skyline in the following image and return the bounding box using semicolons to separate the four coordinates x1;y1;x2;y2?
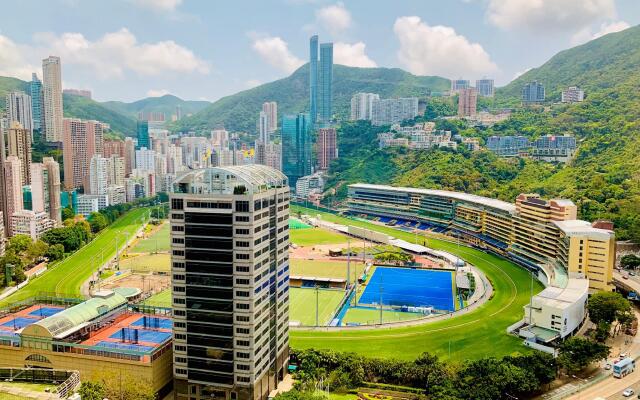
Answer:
0;1;638;102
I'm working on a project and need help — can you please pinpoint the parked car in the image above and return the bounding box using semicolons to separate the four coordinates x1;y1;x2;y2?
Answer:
623;388;635;397
630;271;636;276
605;363;612;370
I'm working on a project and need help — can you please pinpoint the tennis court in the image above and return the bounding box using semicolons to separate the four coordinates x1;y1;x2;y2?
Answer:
290;288;346;326
110;328;172;343
28;306;64;318
359;267;455;311
94;341;154;353
131;315;173;329
1;317;38;329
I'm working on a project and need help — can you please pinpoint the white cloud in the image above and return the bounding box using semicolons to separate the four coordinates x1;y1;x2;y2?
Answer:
130;0;183;11
146;88;171;97
393;16;498;78
571;20;630;45
487;0;616;32
244;79;262;89
333;42;377;68
33;28;209;78
513;67;532;80
316;3;352;35
0;35;38;80
251;36;304;74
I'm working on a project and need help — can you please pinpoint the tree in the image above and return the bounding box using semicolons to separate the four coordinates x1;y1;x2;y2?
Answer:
8;234;32;254
45;243;65;261
89;212;108;233
78;381;106;400
621;254;640;269
26;240;49;265
588;291;633;340
61;206;75;221
558;337;610;374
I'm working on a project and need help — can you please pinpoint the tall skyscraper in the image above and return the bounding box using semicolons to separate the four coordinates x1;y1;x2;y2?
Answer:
170;164;290;400
522;81;545;103
6;92;33;135
30;73;43;134
42;157;62;225
309;35;319;126
4;156;24;236
317;127;337;170
42;56;64;142
103;139;126;158
30;163;47;213
63;118;104;190
89;155;110;195
0;118;8;234
350;92;380;121
282;113;312;187
262;101;277;133
458;88;478;117
318;42;334;125
258;111;269;144
475;79;495;98
124;137;136;176
137;120;150;150
107;155;126;186
135;147;156;171
450;79;470;94
7;122;32;186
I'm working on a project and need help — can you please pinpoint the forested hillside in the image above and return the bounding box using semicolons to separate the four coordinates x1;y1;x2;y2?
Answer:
63;93;136;135
102;94;209;119
327;26;640;241
174;64;450;134
0;77;29;113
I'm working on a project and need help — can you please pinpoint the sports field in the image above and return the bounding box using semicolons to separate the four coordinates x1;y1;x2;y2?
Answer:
289;205;544;361
0;208;149;306
291;259;366;280
130;222;170;253
290;287;346;326
342;308;424;325
143;289;171;307
290;227;348;246
359;267;454;311
118;253;170;272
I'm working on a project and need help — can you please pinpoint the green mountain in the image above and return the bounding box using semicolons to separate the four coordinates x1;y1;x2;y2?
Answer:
102;94;210;119
0;77;30;113
63;93;137;135
327;25;640;242
175;64;450;133
497;25;640;103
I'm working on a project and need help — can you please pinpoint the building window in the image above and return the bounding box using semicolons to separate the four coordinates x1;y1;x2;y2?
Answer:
236;241;250;247
235;228;250;235
171;199;183;210
235;201;250;212
172;225;184;232
235;253;250;260
235;215;250;222
236;351;250;358
236;303;249;310
175;334;186;340
173;238;185;244
173;250;184;256
236;291;249;297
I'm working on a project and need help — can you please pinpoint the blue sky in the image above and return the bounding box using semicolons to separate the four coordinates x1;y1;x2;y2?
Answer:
1;0;638;102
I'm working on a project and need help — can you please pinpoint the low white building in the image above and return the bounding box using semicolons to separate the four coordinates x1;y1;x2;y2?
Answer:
295;173;325;200
106;185;126;206
11;210;54;240
77;194;108;216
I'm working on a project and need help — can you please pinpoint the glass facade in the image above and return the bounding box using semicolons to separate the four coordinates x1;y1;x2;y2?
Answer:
30;73;43;134
281;114;311;187
318;43;333;125
309;35;318;127
136;120;150;150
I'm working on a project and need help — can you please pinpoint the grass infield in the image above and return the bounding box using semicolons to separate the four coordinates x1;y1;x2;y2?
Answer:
130;222;170;253
342;308;423;325
289;205;544;361
143;288;172;307
119;253;171;272
0;208;149;306
290;287;346;326
291;259;366;280
290;227;349;246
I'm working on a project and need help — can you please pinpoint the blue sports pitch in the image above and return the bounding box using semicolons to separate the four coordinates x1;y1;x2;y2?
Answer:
359;267;454;311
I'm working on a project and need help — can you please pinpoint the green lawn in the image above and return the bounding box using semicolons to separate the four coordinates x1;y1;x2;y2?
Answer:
118;253;171;272
290;288;346;326
290;227;348;246
0;393;31;400
342;308;424;325
289;206;544;361
291;259;366;280
130;222;170;253
0;208;149;306
143;288;171;307
0;382;55;393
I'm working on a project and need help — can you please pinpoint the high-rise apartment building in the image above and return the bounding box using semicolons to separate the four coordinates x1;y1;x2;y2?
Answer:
62;118;104;190
350;92;380;121
42;157;62;225
309;35;319;126
6;91;33;134
318;43;334;125
42;56;64;142
170;164;290;400
4;156;24;236
450;79;470;94
137;120;150;150
522;81;545;103
371;98;419;126
30;73;43;134
258;112;270;144
136;147;156;171
103;139;126;158
475;79;495;97
11;210;54;240
211;129;230;148
107;155;126;186
282;113;312;187
561;87;585;103
0;119;8;234
317;128;337;170
0;212;4;256
124;137;136;176
262;101;277;133
457;88;478;117
30;163;48;213
7;122;32;186
89;155;110;195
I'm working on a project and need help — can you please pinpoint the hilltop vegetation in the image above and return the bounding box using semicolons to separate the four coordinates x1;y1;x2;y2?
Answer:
174;64;450;134
326;26;640;242
63;93;136;135
0;76;29;113
102;94;209;119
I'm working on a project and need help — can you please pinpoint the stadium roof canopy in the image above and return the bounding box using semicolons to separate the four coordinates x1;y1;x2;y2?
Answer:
173;165;287;195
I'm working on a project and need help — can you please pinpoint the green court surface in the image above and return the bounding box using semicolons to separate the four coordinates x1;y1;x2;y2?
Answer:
290;227;348;246
289;206;544;361
130;222;170;253
118;253;171;272
341;308;424;325
291;259;366;280
143;288;171;307
0;208;150;306
289;218;312;229
290;288;346;326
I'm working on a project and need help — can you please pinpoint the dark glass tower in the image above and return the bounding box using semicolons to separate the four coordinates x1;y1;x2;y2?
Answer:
309;35;318;126
281;113;311;187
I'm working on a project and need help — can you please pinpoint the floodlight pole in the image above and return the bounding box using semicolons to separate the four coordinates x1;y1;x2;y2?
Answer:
347;239;351;286
315;286;319;327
